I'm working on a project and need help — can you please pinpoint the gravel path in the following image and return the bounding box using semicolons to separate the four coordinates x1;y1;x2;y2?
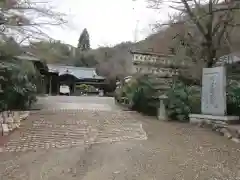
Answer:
0;96;239;180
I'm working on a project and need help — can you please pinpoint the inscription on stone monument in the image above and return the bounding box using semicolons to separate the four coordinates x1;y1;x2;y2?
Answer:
201;67;226;116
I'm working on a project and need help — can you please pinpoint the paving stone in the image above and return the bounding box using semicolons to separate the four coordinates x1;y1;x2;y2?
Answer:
2;110;147;152
2;124;9;136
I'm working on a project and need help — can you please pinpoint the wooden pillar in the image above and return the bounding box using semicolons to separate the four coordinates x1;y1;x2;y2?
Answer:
49;76;52;95
73;82;75;94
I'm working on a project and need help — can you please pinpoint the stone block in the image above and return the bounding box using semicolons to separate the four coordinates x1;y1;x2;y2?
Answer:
220;128;232;139
20;111;29;121
2;111;8;124
11;123;17;130
189;114;239;124
197;121;205;128
212;124;219;131
237;129;240;135
0;116;3;124
6;117;14;126
189;116;202;124
2;124;9;136
15;123;20;128
224;131;232;139
231;137;240;144
205;119;212;124
13;112;20;123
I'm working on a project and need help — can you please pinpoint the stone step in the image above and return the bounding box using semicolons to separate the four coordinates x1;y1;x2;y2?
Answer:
195;120;240;144
213;124;240;143
189;114;240;125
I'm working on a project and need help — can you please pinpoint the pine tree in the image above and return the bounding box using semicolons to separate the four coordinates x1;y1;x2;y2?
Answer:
77;28;90;51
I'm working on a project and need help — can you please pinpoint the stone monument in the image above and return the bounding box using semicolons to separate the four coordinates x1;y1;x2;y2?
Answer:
201;66;226;116
190;66;239;124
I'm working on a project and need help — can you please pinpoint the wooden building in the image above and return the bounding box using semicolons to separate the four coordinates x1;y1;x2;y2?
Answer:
14;53;107;95
47;64;106;95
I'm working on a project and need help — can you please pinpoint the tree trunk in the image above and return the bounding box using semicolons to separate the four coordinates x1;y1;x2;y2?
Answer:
206;45;216;68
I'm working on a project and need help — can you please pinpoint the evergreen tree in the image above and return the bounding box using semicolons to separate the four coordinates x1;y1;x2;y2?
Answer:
77;28;90;51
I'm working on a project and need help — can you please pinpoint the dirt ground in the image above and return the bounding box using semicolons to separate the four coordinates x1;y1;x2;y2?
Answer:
0;96;239;180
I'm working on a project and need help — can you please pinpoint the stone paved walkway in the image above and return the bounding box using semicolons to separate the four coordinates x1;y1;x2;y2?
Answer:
0;96;240;180
2;110;146;152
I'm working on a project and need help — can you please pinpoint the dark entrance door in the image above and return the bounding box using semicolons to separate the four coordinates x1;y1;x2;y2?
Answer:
59;74;77;94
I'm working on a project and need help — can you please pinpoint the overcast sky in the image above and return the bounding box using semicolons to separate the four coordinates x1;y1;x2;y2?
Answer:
46;0;170;49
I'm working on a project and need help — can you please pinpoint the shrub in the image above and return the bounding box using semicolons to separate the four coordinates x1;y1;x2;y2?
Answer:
0;60;38;111
227;80;240;116
114;75;157;115
122;78;138;103
165;81;201;121
165;79;240;121
131;75;157;115
76;84;89;93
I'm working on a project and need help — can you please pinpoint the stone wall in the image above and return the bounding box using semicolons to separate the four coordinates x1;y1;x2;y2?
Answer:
0;111;29;136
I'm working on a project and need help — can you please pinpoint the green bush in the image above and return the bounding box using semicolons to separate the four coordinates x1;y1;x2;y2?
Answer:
76;84;97;93
115;75;163;115
114;75;156;114
123;78;138;103
131;75;157;115
76;84;89;93
227;80;240;116
0;60;38;111
115;74;240;121
165;79;240;121
165;81;201;121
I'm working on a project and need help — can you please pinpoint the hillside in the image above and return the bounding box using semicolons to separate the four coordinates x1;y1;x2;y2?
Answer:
24;4;240;81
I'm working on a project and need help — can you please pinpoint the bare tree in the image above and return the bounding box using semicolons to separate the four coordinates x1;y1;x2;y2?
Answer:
146;0;240;67
0;0;67;44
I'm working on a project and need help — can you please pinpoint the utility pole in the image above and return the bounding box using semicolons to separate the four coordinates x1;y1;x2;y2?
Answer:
134;20;139;43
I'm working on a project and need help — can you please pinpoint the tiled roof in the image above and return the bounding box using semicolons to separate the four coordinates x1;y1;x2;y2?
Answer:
47;64;105;80
130;50;174;57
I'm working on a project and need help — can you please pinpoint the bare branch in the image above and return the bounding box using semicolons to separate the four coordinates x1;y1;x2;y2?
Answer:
145;0;240;67
0;0;68;43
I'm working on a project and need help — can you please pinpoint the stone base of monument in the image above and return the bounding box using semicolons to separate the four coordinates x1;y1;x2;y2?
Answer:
189;114;239;125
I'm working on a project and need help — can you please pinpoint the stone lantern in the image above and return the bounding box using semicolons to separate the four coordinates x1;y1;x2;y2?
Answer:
157;94;168;121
